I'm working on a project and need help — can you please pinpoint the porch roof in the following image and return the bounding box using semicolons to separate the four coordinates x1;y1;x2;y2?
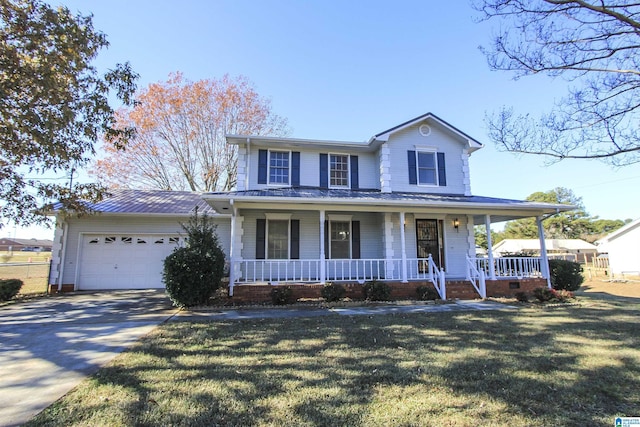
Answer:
203;187;573;223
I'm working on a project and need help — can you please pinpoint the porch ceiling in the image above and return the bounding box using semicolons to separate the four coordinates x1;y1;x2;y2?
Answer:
203;187;574;222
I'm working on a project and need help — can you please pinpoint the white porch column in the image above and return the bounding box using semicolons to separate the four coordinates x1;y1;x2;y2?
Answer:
485;215;496;280
537;216;552;288
400;212;407;283
319;209;326;284
228;203;237;296
383;213;395;279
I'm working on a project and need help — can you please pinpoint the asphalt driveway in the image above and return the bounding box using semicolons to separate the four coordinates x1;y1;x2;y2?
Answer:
0;290;177;427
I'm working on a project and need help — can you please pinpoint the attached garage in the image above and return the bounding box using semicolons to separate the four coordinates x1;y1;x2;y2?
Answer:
77;234;184;290
49;190;231;292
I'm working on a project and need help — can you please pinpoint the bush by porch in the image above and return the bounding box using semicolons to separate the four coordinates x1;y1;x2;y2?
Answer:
223;278;548;305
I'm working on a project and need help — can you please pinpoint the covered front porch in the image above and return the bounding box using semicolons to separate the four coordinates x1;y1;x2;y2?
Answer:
231;254;546;300
203;188;569;301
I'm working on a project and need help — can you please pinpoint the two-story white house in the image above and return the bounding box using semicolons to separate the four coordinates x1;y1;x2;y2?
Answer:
49;113;572;300
203;113;572;300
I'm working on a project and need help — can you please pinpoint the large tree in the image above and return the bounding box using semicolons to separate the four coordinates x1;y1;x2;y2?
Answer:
501;188;592;239
94;73;289;192
474;1;640;166
0;0;137;226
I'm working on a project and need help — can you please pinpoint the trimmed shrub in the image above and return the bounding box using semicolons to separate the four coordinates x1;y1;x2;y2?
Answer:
533;287;554;302
362;280;391;301
270;286;293;305
163;211;226;307
549;259;584;291
514;291;529;303
551;289;575;302
321;283;346;302
416;285;439;301
0;279;23;301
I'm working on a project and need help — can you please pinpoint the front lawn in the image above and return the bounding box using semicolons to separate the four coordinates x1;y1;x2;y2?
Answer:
27;293;639;426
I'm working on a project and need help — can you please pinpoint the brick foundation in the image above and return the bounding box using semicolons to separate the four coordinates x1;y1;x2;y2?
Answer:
229;278;549;304
48;284;74;294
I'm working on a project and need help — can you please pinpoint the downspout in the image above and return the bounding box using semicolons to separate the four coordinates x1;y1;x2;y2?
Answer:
57;220;69;293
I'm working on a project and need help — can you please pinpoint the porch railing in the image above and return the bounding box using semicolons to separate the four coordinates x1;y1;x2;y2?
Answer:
471;256;544;279
425;255;446;300
234;257;434;285
466;255;486;298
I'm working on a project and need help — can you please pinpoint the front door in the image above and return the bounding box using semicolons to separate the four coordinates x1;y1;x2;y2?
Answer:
416;219;444;268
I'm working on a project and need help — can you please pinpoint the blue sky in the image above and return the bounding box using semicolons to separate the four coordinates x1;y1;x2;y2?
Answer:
9;0;640;238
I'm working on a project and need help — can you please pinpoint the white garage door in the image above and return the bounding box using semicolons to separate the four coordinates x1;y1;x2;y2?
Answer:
77;234;183;290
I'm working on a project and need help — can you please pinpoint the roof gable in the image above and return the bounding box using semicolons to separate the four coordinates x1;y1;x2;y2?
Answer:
596;217;640;244
226;112;483;154
370;112;483;153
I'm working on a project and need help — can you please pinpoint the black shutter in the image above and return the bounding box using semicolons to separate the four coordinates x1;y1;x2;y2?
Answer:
258;150;268;184
291;152;300;187
437;152;446;186
256;218;266;259
351;220;361;259
324;220;329;259
350;155;359;189
320;153;328;188
408;150;417;185
290;220;300;259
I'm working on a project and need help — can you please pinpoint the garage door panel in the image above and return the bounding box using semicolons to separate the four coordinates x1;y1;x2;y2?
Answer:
78;234;181;290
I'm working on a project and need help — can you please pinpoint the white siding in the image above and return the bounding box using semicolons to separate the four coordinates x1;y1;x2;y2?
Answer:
57;215;231;285
386;122;468;194
246;148;380;190
239;209;383;259
606;225;640;275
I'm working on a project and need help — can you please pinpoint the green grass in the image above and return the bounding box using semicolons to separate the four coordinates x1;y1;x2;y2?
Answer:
28;295;640;426
0;262;49;296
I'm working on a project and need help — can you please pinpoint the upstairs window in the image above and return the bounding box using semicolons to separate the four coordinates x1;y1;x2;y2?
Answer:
269;151;290;184
417;151;437;185
408;150;447;187
330;154;349;187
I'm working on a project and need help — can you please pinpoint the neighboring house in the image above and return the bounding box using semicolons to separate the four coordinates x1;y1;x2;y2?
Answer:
492;239;598;262
0;238;53;252
49;113;573;298
596;218;640;276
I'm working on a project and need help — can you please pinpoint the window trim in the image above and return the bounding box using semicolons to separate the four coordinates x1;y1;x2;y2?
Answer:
265;213;292;259
328;214;352;259
267;150;291;186
415;149;439;186
328;153;350;189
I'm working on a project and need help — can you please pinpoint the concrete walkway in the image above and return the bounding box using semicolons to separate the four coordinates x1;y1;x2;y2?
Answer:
172;299;516;321
0;290;177;427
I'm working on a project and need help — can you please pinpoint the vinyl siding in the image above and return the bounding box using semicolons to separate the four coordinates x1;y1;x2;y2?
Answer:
605;225;640;274
386;123;467;194
57;215;231;285
240;209;383;259
247;148;380;190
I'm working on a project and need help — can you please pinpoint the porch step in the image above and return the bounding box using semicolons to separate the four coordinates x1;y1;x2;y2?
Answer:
445;280;482;299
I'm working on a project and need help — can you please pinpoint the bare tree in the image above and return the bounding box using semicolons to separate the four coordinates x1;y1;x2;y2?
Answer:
474;0;640;165
95;73;289;191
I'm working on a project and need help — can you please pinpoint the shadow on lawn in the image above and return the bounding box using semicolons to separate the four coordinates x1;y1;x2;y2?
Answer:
28;300;640;426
